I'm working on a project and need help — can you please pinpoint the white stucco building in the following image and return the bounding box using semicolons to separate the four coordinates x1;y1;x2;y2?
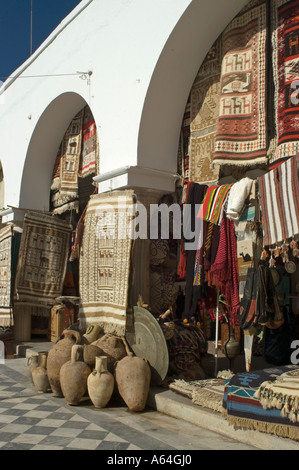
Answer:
0;0;248;217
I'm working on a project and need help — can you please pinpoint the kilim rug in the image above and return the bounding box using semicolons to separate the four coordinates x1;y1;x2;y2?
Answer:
258;154;299;246
79;190;135;336
189;37;221;183
169;376;229;413
14;212;72;307
51;109;84;214
79;105;99;178
272;0;299;162
223;365;299;441
0;225;21;326
213;0;268;166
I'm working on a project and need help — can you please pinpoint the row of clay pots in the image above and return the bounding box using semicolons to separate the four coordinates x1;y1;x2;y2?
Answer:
28;331;151;412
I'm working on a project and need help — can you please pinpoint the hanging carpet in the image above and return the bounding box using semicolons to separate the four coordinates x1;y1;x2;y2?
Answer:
189;37;221;183
14;212;72;307
51;109;84;214
213;0;268;166
258;154;299;247
0;225;21;327
79;106;98;178
79;190;135;336
272;0;299;162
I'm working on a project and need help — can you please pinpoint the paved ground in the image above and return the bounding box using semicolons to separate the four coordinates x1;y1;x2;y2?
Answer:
0;353;259;452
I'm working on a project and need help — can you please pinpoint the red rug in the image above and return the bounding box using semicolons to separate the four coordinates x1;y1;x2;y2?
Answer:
213;1;268;166
272;0;299;161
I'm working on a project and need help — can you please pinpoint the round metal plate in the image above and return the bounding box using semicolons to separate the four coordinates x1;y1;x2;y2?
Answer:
125;306;169;385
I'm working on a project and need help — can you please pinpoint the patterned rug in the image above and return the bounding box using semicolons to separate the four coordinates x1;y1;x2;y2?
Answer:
79;190;135;336
0;225;21;327
51;109;84;215
79;106;98;178
223;365;299;441
272;0;299;162
213;0;268;166
14;212;72;307
258;154;299;247
169;374;232;413
188;37;221;183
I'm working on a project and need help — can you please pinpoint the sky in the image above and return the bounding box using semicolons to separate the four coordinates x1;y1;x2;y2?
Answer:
0;0;82;81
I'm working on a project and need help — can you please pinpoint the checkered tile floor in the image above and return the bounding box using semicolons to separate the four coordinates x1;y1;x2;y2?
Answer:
0;364;174;451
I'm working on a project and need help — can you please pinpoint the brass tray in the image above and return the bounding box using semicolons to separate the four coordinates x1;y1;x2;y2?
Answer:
125;306;169;385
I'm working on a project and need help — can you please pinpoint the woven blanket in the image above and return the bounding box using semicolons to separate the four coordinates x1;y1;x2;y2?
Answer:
189;37;221;183
51;109;84;214
170;376;230;413
223;365;299;441
0;225;21;326
79;190;135;336
79;105;98;178
272;0;299;162
255;369;299;423
14;212;71;307
201;184;232;225
258;155;299;246
213;1;268;166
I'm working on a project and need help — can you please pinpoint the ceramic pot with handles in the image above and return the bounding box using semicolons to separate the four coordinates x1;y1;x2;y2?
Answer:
31;351;51;393
47;329;81;397
60;344;91;406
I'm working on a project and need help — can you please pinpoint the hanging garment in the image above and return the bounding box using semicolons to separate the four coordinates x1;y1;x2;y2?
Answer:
226;177;253;221
207;213;240;327
201;184;232;225
183;183;207;319
258;154;299;247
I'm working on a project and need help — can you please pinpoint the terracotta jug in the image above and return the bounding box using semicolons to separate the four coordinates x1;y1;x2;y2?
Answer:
82;324;103;344
47;329;81;397
60;344;91;405
31;351;50;393
27;354;39;382
83;344;102;368
87;356;114;408
92;334;127;372
115;353;151;412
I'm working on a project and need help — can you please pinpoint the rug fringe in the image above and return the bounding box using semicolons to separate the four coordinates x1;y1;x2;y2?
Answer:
225;414;299;442
212;156;268;167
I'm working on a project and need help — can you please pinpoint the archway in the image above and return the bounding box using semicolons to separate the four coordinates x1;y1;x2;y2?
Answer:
19;92;88;211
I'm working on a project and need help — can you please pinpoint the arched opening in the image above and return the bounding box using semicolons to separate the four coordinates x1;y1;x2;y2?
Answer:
19;92;89;211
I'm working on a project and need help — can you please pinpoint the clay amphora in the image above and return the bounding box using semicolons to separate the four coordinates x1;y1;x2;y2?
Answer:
83;344;102;367
31;352;50;393
115;352;151;412
60;344;91;405
92;334;127;372
27;354;39;382
87;356;114;408
82;324;103;344
47;329;81;397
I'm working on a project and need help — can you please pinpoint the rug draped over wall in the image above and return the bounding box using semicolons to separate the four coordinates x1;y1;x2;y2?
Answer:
79;190;135;336
188;37;221;183
0;225;21;327
14;212;71;308
213;0;268;166
272;0;299;162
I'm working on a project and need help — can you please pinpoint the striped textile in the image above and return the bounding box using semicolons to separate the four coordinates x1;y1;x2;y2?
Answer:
223;365;299;442
201;184;232;225
258;155;299;247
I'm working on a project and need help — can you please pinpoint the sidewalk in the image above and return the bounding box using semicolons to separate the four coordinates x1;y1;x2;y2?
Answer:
9;338;299;450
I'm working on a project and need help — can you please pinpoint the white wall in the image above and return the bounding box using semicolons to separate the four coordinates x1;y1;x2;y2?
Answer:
0;0;248;212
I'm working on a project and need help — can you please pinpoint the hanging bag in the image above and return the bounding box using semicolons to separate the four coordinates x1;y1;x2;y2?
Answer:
238;267;259;330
